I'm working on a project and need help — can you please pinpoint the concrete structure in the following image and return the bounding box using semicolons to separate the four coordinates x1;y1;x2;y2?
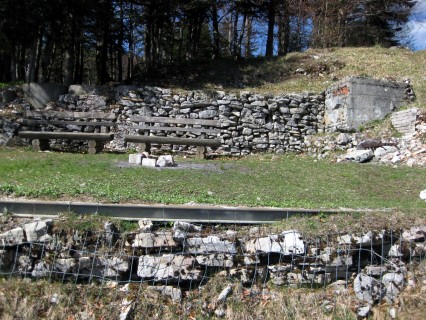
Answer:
23;83;68;109
324;77;409;132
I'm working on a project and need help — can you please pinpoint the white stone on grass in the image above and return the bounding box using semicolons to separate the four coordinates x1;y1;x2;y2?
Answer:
345;149;374;163
157;155;174;167
142;158;157;167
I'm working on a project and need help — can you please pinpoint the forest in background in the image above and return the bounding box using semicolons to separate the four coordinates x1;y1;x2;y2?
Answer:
0;0;417;85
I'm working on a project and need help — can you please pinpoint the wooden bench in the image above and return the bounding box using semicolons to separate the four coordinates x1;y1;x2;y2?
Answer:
124;116;222;159
18;111;116;154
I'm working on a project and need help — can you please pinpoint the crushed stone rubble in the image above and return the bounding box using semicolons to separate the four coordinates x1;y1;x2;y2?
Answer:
0;217;425;318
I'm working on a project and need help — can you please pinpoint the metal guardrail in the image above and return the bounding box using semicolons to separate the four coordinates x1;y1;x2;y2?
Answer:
0;199;339;224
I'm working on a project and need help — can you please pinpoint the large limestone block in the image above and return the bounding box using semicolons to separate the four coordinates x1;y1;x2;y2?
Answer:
196;254;234;268
183;236;237;254
132;232;177;248
137;254;200;281
244;230;305;255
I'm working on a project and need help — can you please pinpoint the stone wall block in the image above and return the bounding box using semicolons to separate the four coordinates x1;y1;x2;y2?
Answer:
137;254;201;281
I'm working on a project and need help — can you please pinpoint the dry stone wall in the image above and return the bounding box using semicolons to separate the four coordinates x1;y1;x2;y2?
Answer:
0;78;415;158
112;86;326;155
1;85;325;155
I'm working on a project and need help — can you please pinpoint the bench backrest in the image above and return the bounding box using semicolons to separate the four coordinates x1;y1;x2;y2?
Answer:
22;110;117;130
129;116;221;135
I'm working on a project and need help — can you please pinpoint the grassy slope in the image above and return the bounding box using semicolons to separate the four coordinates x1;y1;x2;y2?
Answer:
1;149;425;210
144;47;425;109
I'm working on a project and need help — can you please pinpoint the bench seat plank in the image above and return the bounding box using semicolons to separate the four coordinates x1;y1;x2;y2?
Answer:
124;135;221;147
19;131;114;142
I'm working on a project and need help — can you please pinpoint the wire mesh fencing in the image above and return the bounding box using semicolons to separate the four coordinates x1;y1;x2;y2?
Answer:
0;218;425;318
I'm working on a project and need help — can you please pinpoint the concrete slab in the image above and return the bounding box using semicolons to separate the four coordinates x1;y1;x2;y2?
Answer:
324;77;408;132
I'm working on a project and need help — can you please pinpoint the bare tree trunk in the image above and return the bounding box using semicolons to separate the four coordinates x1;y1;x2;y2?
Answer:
25;38;39;83
245;17;252;58
237;13;247;58
232;10;238;58
10;45;17;82
265;0;276;59
117;0;124;82
211;0;220;57
278;1;290;56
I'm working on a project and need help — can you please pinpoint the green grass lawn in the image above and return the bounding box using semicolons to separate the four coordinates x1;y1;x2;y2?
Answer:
1;148;425;211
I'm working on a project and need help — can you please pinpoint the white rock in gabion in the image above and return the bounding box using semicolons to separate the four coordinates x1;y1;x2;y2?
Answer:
402;226;426;242
245;230;305;255
99;257;129;272
196;253;234;268
388;244;403;258
138;218;153;232
184;236;237;254
354;273;386;304
385;282;401;304
54;258;76;273
382;273;404;287
0;227;25;245
31;262;50;277
138;254;200;281
419;189;426;201
173;221;201;240
173;221;201;233
24;219;53;242
132;232;177;248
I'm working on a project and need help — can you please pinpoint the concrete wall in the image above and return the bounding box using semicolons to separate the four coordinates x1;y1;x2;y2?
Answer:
22;83;68;109
324;77;410;132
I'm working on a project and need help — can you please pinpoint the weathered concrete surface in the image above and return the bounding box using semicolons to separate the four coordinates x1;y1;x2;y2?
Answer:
68;84;110;96
325;77;408;132
391;108;418;134
23;83;68;109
